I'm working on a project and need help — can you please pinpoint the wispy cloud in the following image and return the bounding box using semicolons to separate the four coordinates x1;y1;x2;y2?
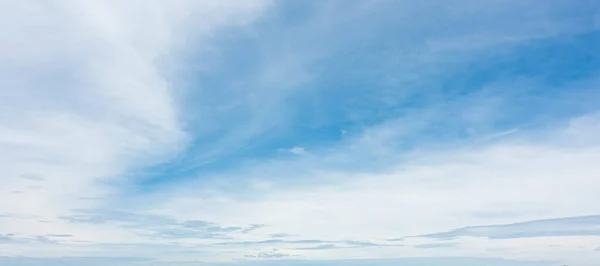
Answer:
60;209;261;240
216;239;328;246
0;234;58;245
417;215;600;239
45;234;73;238
244;249;293;259
1;0;600;265
414;243;459;249
268;233;292;238
293;244;338;250
288;147;307;156
0;0;271;259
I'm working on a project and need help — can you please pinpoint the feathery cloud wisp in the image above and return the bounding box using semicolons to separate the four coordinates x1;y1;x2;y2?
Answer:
1;0;600;266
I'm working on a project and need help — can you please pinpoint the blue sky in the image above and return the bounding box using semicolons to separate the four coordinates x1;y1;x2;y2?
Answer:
1;0;600;266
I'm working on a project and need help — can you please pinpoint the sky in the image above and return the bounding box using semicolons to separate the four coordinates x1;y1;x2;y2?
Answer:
1;0;600;265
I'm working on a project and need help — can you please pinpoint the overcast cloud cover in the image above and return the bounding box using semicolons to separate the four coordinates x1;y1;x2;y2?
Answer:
1;0;600;265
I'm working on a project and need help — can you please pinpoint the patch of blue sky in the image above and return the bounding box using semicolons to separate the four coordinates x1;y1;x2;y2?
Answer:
137;1;599;189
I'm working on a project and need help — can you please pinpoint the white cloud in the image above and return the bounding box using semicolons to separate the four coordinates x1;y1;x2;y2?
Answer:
144;112;600;264
288;147;306;155
1;0;599;265
0;0;271;255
